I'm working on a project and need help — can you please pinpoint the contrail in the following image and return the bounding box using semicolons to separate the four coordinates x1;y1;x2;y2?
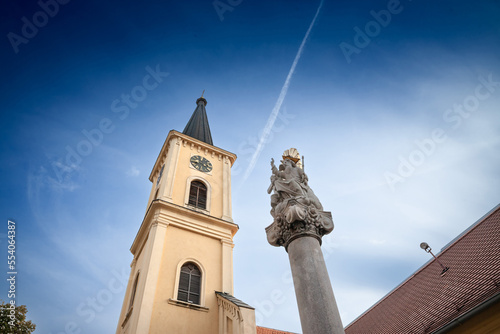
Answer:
241;0;324;183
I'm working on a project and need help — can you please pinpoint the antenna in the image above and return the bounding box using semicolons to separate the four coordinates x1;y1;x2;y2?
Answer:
201;89;205;98
420;242;449;276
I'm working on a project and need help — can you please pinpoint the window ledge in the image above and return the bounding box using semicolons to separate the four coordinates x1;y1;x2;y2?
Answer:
168;298;209;312
185;204;210;215
121;307;133;328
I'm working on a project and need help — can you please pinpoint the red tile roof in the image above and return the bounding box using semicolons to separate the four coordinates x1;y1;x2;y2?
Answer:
256;326;297;334
345;204;500;334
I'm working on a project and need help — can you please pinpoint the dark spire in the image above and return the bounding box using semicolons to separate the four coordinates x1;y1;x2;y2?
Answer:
182;94;213;145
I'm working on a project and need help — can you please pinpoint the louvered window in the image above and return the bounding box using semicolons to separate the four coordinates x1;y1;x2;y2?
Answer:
156;164;164;186
129;272;139;311
177;262;201;304
188;181;207;209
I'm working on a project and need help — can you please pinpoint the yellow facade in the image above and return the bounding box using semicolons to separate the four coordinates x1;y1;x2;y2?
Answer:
146;131;235;223
115;130;255;334
445;300;500;334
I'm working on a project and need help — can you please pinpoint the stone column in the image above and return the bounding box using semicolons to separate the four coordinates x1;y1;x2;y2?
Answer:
288;236;344;334
266;149;345;334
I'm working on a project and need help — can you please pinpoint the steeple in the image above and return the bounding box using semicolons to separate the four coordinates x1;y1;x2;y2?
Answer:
182;94;213;145
115;92;255;334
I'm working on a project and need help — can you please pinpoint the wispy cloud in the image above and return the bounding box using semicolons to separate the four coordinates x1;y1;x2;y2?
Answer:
126;166;140;177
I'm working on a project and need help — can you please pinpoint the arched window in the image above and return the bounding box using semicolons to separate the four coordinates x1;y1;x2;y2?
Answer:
188;181;207;209
177;262;201;304
129;272;139;311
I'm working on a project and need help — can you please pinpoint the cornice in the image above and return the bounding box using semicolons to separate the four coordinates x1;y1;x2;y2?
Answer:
130;199;239;255
149;130;237;182
216;294;242;321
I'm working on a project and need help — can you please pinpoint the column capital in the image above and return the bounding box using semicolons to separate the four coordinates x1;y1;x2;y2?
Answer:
220;238;233;246
266;208;333;251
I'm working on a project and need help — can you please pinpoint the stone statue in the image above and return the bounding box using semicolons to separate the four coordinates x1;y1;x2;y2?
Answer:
265;149;345;334
266;149;334;249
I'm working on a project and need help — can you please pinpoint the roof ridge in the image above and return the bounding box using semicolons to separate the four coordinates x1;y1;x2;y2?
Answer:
439;202;500;252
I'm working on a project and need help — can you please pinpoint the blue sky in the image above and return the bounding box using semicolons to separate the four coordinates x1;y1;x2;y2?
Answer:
1;0;499;333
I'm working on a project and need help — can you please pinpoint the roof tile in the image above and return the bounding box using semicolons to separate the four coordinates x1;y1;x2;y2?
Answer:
345;205;500;334
256;326;297;334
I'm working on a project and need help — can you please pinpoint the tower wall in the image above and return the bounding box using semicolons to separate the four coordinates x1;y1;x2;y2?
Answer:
116;97;253;334
149;224;223;334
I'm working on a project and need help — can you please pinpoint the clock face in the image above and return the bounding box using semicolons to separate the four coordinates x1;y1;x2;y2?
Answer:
190;155;213;173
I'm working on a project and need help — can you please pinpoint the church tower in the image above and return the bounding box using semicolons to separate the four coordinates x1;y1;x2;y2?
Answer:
116;96;256;334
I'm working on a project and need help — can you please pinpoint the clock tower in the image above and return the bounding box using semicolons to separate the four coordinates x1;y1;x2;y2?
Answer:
115;96;256;334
